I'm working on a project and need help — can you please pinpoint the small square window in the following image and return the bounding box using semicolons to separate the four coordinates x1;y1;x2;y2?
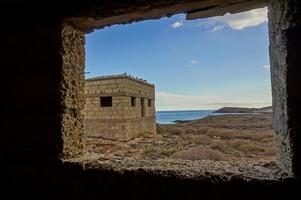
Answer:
148;99;152;107
100;96;112;107
131;97;136;107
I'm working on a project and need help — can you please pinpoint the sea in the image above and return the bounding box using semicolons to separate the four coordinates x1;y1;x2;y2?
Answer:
156;110;228;124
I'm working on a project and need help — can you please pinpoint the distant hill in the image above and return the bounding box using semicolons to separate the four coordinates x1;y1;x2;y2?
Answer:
213;106;272;113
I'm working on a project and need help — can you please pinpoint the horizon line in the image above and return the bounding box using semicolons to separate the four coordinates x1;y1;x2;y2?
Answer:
155;105;272;112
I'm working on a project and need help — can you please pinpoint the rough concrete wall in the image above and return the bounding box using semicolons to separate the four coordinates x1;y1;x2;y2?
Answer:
58;163;299;200
83;77;155;120
268;0;301;177
126;78;156;118
86;117;156;141
83;77;156;140
2;159;300;199
84;78;129;120
1;21;85;159
62;0;267;32
0;1;267;33
84;77;155;119
60;22;86;157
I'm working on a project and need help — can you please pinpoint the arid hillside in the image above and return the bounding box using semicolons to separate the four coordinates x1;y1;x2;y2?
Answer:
213;106;273;113
85;113;275;163
155;113;275;162
66;112;283;179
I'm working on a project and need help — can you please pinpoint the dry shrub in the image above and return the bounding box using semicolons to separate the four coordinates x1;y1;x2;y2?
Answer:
156;124;168;134
228;140;265;153
209;139;225;151
160;147;178;157
263;147;276;156
250;131;275;140
239;144;265;153
228;140;245;149
233;132;256;140
166;127;185;135
192;135;211;146
181;134;193;142
172;146;226;161
204;128;275;142
143;147;178;159
261;137;275;143
205;128;239;139
235;131;275;141
196;128;208;135
143;148;161;158
185;128;196;134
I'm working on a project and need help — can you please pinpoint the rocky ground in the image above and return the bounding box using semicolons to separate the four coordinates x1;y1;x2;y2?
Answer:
66;113;289;180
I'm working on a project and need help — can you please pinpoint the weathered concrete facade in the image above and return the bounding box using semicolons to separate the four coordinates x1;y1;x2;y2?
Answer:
83;74;156;140
268;0;301;177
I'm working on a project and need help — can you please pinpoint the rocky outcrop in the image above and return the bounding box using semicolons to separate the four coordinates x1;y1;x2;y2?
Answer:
213;106;272;113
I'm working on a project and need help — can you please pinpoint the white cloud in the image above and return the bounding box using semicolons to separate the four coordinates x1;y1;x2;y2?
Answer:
171;21;183;28
213;7;268;30
212;25;225;32
264;65;270;69
192;7;268;31
156;92;223;110
191;60;199;64
155;92;271;110
185;60;199;67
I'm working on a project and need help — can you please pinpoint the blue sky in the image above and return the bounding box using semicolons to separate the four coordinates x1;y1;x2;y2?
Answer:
85;7;271;111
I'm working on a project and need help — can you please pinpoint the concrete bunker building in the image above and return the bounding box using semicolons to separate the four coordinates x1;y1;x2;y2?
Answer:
83;74;156;141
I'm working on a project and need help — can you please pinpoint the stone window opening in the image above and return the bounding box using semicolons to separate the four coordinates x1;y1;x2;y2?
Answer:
148;99;152;107
141;98;145;117
131;96;136;107
2;1;301;199
100;96;112;107
82;7;276;178
59;0;300;181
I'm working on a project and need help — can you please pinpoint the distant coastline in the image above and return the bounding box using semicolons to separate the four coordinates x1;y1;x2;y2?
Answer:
213;106;272;114
156;110;215;124
156;106;272;124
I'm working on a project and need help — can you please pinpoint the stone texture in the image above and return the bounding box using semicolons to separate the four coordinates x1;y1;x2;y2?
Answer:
268;0;301;177
83;75;156;141
60;22;86;157
65;0;268;32
187;0;266;19
0;1;267;33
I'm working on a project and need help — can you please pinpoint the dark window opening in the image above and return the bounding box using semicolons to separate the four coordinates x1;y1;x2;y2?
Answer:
100;96;112;107
141;98;145;117
148;99;152;107
131;97;136;107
